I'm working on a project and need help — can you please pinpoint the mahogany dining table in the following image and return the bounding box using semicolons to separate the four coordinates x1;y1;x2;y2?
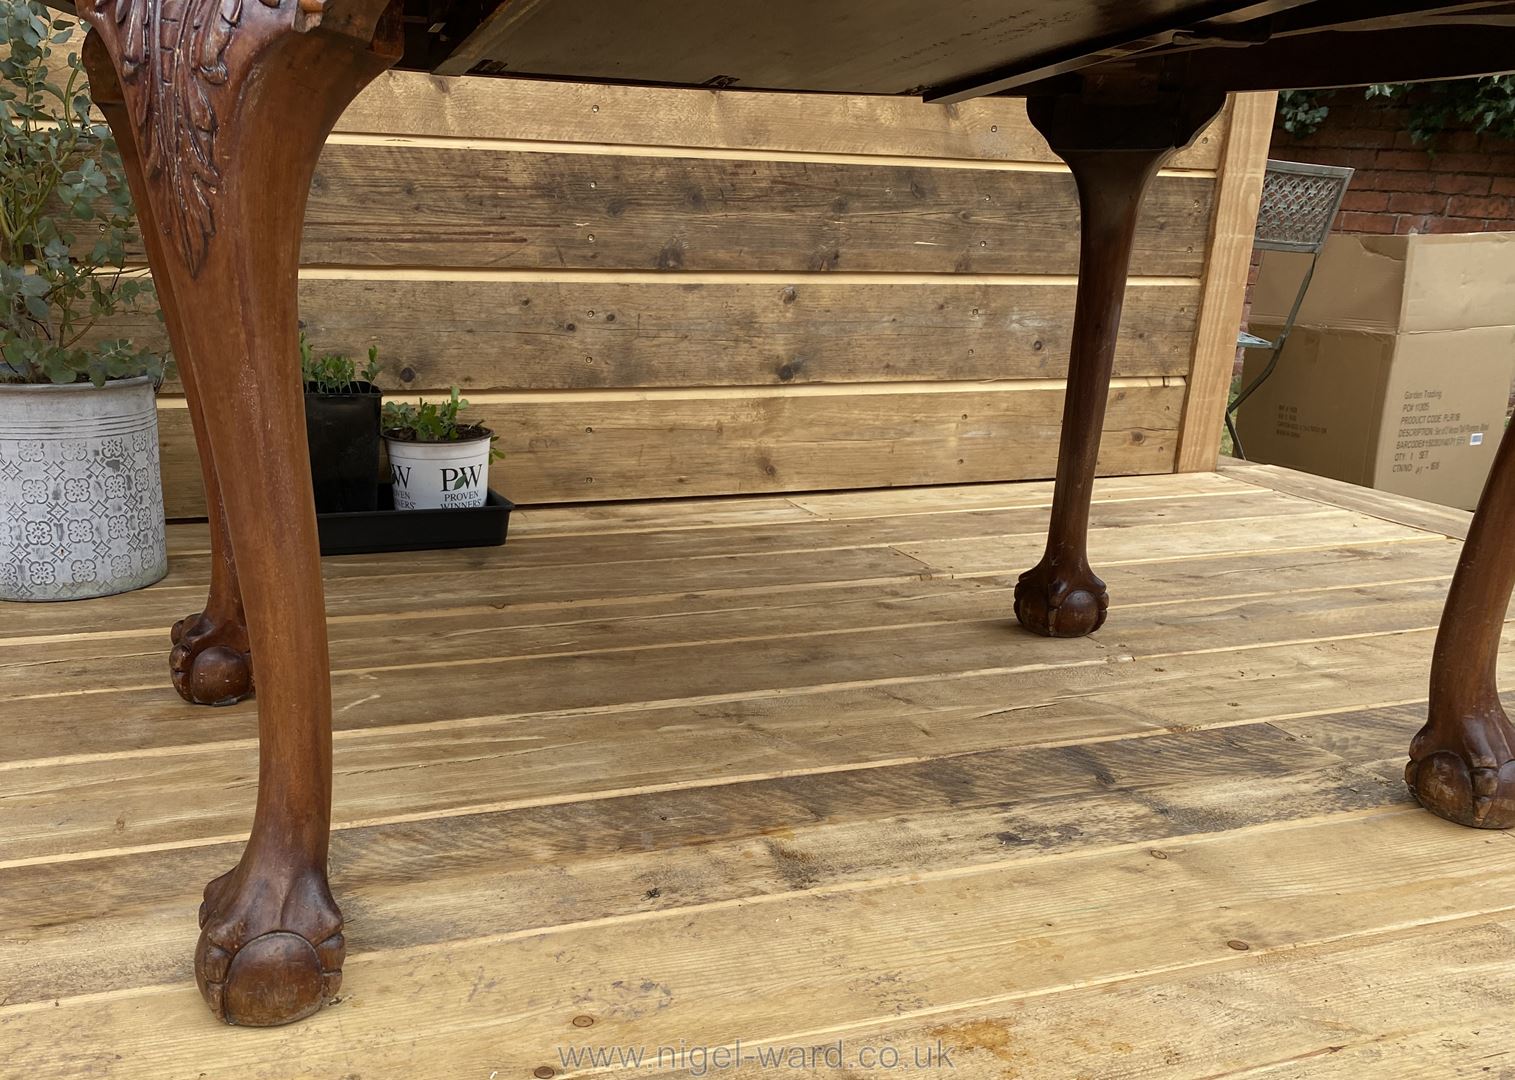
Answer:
57;0;1515;1027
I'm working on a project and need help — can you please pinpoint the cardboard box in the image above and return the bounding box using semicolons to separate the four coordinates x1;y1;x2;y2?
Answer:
1236;233;1515;510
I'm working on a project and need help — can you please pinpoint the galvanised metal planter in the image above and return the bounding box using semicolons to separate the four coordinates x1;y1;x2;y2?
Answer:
0;376;169;602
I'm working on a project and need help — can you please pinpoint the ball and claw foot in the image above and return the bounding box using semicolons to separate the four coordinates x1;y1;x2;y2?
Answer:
1406;708;1515;829
171;612;254;706
1013;559;1110;638
196;866;346;1026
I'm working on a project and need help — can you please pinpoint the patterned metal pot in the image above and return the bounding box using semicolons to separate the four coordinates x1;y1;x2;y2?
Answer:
0;376;168;602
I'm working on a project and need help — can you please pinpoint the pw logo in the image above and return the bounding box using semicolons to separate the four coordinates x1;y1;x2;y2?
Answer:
442;464;483;491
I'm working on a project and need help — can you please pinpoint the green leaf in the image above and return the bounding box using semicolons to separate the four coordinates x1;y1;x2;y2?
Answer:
0;0;170;385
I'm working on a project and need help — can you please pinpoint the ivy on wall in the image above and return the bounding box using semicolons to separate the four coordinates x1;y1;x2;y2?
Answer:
1278;77;1515;145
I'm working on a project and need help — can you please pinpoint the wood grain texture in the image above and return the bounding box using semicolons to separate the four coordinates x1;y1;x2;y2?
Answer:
283;144;1214;274
643;916;1515;1079
0;721;1390;1004
0;493;1457;762
338;69;1226;169
68;21;1235;514
59;25;1226;166
72;8;1239;514
105;278;1200;395
6;475;1511;1076
1405;413;1515;828
1220;460;1474;540
155;381;1184;517
0;489;1429;708
7;812;1511;1080
0;575;1461;859
1175;92;1278;472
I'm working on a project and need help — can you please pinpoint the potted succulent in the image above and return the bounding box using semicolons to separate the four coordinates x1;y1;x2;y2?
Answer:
382;388;502;510
301;333;382;513
0;0;170;601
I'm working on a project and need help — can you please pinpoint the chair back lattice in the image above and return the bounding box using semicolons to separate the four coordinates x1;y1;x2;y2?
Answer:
1253;160;1354;253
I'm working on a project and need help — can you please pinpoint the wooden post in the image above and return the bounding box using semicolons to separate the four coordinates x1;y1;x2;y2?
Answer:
1174;91;1278;473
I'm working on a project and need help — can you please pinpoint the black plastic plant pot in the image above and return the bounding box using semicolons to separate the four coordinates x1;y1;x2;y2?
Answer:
303;382;382;513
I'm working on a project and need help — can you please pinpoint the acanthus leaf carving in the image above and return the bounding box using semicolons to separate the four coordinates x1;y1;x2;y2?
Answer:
88;0;296;276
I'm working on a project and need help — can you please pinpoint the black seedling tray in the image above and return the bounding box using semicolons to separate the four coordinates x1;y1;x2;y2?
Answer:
317;483;513;556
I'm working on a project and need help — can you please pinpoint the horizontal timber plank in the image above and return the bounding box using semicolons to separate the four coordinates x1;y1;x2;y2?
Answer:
1220;461;1474;540
0;630;1319;812
0;721;1388;1005
0;508;1464;761
900;507;1440;577
66;475;1253;577
152;473;1252;556
676;915;1515;1080
0;542;1460;730
154;382;1184;517
781;468;1251;520
0;486;1410;643
1273;702;1439;784
4;812;1508;1080
141;490;1308;584
285;146;1214;275
0;573;1473;857
117;278;1200;395
0;539;1458;716
51;26;1224;169
0;503;1448;664
336;70;1225;170
0;540;933;644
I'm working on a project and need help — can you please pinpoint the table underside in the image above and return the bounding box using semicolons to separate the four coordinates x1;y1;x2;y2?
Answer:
402;0;1515;100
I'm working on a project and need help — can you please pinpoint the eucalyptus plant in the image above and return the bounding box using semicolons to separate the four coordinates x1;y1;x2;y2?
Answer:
0;0;165;386
383;387;504;460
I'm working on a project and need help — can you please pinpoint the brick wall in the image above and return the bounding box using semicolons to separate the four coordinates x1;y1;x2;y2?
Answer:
1271;98;1515;235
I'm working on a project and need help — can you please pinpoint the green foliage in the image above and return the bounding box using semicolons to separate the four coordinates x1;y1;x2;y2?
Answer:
0;0;165;386
300;332;381;394
1277;89;1334;138
1366;77;1515;145
1279;77;1515;146
382;386;503;460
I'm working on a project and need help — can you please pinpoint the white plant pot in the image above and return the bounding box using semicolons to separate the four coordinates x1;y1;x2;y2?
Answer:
0;376;169;602
385;432;493;510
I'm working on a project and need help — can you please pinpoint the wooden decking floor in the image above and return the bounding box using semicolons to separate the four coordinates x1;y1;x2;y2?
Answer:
4;465;1515;1079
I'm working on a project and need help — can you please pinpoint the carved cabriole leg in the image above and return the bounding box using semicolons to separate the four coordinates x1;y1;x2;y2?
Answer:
168;408;253;706
88;39;252;707
1407;423;1515;828
81;0;399;1025
1014;90;1224;638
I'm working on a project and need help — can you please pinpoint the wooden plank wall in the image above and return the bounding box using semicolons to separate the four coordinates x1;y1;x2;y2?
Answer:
84;59;1272;517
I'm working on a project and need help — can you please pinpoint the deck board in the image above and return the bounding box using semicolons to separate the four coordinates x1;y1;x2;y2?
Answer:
3;471;1512;1076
